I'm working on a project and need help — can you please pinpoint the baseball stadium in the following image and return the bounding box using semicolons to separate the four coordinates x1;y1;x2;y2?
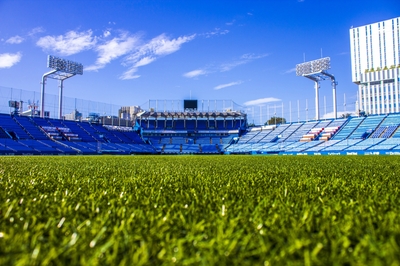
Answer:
1;16;400;266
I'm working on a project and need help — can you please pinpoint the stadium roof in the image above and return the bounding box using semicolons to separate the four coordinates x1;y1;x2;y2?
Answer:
137;110;246;118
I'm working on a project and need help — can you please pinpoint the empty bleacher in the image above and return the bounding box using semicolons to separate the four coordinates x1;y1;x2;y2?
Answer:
299;139;341;152
0;138;35;154
3;112;400;155
196;137;211;144
318;139;363;151
370;114;400;136
237;130;260;144
286;140;324;152
62;120;97;142
261;124;291;142
279;123;303;142
347;115;384;139
163;144;182;154
200;144;219;153
14;116;48;140
0;114;157;155
331;117;364;140
279;141;308;152
0;114;32;139
367;138;400;150
182;144;201;154
344;138;385;151
284;121;318;142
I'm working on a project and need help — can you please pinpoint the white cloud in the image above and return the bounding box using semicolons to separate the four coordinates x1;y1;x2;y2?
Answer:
241;53;269;60
6;35;24;44
284;67;296;74
184;53;269;78
220;53;269;72
86;32;140;71
226;20;235;26
183;69;207;78
126;33;196;61
214;81;242;90
0;52;22;68
220;60;248;72
203;28;229;38
28;27;45;37
118;56;157;78
154;34;196;55
36;30;97;56
134;56;156;67
103;30;111;38
243;97;281;106
119;67;141;80
121;33;196;80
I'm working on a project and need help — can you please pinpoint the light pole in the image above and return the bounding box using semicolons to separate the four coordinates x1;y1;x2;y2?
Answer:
296;57;338;120
41;55;83;119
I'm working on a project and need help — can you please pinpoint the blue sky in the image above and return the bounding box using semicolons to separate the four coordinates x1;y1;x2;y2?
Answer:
0;0;399;123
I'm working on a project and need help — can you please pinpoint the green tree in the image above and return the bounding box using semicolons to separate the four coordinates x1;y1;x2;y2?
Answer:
265;116;286;125
340;113;352;118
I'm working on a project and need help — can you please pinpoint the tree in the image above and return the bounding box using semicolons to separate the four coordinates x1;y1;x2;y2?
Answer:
265;116;286;125
340;113;352;118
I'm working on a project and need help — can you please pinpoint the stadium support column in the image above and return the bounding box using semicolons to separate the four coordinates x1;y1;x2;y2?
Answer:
315;81;320;121
40;69;57;118
59;80;64;119
42;55;83;119
332;78;337;119
323;71;338;119
296;57;335;120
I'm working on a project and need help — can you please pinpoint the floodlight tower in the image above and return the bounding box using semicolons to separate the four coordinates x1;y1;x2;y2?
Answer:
41;55;83;118
296;57;337;120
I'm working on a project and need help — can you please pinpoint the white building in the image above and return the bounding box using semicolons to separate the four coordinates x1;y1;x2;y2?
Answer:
64;109;82;121
118;106;142;120
350;17;400;115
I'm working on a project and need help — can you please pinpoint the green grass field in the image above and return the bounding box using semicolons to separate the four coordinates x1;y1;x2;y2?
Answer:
1;155;400;265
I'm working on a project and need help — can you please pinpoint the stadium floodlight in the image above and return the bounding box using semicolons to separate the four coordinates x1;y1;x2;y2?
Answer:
296;57;330;76
295;57;337;120
41;55;83;118
47;55;83;75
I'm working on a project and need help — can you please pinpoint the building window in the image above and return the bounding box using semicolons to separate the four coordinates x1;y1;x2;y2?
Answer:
370;35;374;68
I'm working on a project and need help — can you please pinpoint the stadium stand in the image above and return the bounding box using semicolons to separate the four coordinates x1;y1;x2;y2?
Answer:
318;139;362;151
303;139;345;152
286;140;324;152
0;113;157;155
3;109;400;155
344;138;385;151
331;117;364;140
182;144;201;154
346;115;384;139
236;130;260;144
284;121;318;142
260;123;291;143
14;116;48;140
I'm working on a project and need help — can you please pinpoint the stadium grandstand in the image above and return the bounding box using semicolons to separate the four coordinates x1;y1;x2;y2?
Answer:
138;107;246;154
0;99;245;155
2;96;400;155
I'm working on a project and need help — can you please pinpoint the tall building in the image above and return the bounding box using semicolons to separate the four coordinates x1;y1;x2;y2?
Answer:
64;109;82;121
350;17;400;115
118;106;142;120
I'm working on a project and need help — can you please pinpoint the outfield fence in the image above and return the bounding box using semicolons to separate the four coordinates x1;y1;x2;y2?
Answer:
0;86;121;121
0;85;357;125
